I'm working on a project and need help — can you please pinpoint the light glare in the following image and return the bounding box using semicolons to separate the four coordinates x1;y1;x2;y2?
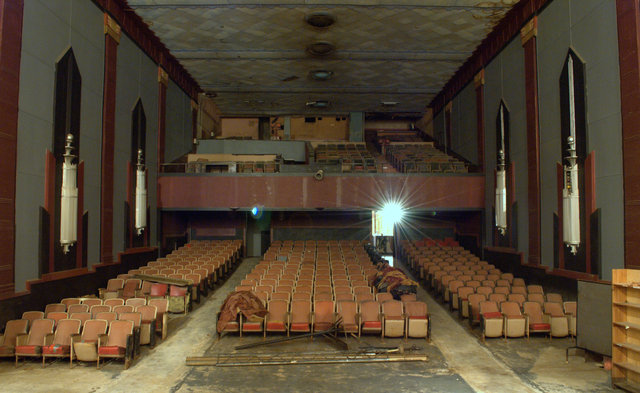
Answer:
381;202;405;224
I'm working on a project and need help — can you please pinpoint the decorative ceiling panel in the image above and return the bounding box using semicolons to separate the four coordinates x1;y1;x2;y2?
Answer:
129;1;517;116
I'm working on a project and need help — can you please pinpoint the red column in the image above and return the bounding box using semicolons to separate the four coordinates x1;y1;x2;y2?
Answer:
521;17;541;265
474;70;485;172
158;67;168;171
616;1;640;268
0;0;23;298
100;14;120;263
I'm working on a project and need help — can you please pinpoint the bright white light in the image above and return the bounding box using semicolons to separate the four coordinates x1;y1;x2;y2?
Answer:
380;201;405;224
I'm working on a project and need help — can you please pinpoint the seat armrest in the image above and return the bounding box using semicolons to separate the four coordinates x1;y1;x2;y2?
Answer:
126;334;134;359
15;333;29;346
70;334;81;344
162;313;169;336
44;333;55;346
98;334;108;347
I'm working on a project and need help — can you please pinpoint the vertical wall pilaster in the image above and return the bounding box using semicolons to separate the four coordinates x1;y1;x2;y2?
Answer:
158;67;168;171
0;0;24;298
521;17;541;265
474;70;485;172
616;1;640;268
100;14;120;262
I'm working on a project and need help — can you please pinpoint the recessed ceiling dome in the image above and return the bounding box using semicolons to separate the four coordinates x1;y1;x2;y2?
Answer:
306;41;335;56
305;12;336;28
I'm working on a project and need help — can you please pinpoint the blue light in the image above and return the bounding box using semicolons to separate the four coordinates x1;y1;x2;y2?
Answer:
251;206;259;216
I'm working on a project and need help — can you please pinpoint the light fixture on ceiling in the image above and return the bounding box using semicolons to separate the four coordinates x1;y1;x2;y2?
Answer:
306;100;330;108
305;12;336;28
204;91;217;98
306;41;335;56
380;101;399;107
310;70;333;81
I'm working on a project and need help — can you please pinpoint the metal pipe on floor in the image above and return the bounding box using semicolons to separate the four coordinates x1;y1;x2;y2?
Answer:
186;352;428;367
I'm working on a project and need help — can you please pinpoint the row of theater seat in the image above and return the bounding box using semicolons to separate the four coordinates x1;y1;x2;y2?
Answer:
0;239;242;369
399;239;576;341
0;318;136;369
314;143;379;173
101;239;243;314
219;240;430;340
225;297;430;339
385;143;467;173
0;296;167;369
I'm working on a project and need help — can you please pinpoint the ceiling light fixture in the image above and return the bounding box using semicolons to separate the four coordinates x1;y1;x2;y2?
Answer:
310;70;333;81
381;101;399;107
306;41;335;56
305;12;336;28
306;100;330;108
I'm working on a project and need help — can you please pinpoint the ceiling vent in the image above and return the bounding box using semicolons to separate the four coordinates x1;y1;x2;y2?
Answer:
309;70;333;81
305;12;336;28
306;41;335;56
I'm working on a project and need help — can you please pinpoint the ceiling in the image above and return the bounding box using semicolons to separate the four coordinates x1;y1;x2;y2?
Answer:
129;1;518;116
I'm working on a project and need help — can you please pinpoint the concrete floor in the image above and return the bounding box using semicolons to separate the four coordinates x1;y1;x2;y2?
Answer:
0;257;614;393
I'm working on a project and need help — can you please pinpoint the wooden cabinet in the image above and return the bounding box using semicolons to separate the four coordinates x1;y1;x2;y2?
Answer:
612;269;640;391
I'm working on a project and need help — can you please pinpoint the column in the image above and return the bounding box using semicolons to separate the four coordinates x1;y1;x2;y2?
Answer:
100;14;120;262
521;17;541;265
0;0;24;298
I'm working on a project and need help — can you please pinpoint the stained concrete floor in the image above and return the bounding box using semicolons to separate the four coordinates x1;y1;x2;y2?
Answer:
0;257;614;392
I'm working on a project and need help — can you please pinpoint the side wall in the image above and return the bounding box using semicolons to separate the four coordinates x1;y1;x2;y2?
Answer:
165;79;194;163
483;37;528;257
12;0;192;291
113;34;160;256
536;0;623;280
434;0;623;280
433;110;445;147
450;82;478;164
15;0;104;289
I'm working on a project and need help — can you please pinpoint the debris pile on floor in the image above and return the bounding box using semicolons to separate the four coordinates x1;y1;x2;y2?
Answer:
216;291;267;333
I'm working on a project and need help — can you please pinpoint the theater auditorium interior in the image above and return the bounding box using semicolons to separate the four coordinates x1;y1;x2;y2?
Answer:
0;0;637;392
